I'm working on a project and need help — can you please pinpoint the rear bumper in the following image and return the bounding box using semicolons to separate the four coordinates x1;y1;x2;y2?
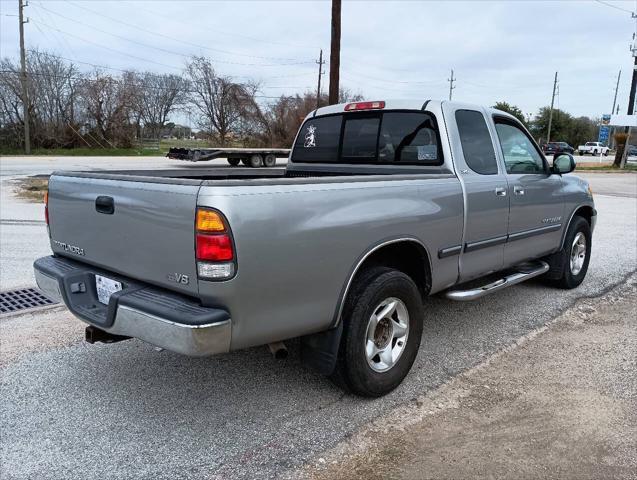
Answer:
33;256;231;357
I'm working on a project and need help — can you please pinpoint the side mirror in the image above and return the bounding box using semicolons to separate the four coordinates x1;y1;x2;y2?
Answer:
552;153;575;174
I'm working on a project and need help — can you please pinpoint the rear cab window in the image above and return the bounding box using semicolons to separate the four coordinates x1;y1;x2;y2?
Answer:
291;110;442;166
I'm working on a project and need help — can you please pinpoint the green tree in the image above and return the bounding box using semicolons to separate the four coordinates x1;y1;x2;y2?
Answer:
529;107;597;147
492;101;526;125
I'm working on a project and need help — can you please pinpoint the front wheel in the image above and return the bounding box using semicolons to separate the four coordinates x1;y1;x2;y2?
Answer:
227;158;240;166
332;267;424;397
543;216;591;289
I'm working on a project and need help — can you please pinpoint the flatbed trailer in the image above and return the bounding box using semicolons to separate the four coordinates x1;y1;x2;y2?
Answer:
166;147;290;167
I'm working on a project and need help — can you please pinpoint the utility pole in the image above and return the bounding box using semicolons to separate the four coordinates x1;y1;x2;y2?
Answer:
546;71;558;144
315;49;325;110
626;56;637;119
610;70;621;149
447;69;456;101
612;70;622;114
18;0;31;154
328;0;341;105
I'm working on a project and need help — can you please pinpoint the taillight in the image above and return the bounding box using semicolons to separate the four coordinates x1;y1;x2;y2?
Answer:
44;191;49;226
196;233;233;261
344;101;385;111
195;208;235;280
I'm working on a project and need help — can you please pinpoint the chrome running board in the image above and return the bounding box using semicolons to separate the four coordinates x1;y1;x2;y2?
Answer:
445;261;549;301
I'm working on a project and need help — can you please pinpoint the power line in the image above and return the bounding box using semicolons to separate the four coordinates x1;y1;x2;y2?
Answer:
0;69;291;99
132;2;318;51
62;0;312;63
30;7;313;68
593;0;634;14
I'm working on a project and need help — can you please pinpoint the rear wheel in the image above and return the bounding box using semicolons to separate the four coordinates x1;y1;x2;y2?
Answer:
263;153;277;167
227;158;240;166
332;267;424;397
543;216;591;289
249;154;263;168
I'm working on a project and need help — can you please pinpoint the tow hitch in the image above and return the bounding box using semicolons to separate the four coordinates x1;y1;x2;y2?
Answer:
85;326;130;344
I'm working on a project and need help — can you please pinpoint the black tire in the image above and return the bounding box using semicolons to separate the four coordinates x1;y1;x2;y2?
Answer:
227;158;240;166
240;158;250;167
331;267;424;397
248;154;263;168
263;153;277;167
543;216;591;289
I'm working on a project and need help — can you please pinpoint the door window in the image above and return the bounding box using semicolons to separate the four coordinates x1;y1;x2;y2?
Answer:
494;121;546;174
455;110;498;175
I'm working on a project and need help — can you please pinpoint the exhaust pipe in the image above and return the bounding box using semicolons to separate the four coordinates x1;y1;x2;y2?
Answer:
85;326;130;344
268;341;288;360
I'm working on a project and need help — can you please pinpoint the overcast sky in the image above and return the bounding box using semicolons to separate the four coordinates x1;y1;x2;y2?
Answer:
1;0;635;120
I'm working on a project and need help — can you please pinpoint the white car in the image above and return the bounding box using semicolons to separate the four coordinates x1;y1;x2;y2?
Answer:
578;142;609;156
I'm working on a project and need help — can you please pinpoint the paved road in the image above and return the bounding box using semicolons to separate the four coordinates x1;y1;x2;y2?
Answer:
0;156;636;479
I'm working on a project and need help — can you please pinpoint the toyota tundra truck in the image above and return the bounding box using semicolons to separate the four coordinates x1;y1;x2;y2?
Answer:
34;100;596;397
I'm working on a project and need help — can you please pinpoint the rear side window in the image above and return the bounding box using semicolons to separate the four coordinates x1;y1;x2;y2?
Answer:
292;115;342;163
379;112;439;164
455;110;498;175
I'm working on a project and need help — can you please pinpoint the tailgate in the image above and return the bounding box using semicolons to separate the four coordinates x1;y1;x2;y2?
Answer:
47;174;201;296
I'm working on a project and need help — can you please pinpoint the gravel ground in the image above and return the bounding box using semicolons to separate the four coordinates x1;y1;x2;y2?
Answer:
305;276;637;480
0;156;635;479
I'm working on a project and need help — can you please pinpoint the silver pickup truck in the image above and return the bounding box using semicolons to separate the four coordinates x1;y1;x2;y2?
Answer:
34;100;596;397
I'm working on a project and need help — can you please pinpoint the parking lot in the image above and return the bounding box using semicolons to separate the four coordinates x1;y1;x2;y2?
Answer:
0;155;636;479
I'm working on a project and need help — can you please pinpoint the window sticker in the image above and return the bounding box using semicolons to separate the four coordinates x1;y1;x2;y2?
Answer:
417;145;437;161
304;125;317;148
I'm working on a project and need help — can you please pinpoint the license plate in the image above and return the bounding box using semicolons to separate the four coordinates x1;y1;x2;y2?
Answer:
95;275;122;305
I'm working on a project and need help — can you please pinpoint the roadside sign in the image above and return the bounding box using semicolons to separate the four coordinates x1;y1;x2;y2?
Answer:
598;126;610;143
601;114;611;125
609;114;637;126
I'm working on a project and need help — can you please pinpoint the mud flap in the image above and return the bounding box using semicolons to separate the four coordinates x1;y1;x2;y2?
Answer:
300;322;343;376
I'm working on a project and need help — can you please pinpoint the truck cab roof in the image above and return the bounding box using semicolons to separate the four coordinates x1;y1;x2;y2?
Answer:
309;99;521;125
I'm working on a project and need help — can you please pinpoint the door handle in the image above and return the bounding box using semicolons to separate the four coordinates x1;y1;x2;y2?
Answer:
95;196;114;214
495;187;507;197
514;186;525;196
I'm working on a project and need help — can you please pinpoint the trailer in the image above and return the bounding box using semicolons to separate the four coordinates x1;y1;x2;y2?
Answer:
167;147;290;167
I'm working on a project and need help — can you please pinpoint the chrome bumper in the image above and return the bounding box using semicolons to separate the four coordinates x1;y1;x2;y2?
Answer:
34;259;231;357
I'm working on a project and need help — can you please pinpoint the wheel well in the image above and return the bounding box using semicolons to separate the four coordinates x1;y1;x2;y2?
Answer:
352;241;432;300
573;205;593;225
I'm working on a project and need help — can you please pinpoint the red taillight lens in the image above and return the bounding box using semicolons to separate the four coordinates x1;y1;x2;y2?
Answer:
344;101;385;111
196;234;233;261
44;191;49;225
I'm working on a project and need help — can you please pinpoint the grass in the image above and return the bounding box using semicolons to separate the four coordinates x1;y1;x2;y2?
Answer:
576;164;637;172
14;177;49;202
1;147;164;157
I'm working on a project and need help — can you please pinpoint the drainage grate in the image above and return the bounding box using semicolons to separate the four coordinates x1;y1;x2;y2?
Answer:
0;287;59;315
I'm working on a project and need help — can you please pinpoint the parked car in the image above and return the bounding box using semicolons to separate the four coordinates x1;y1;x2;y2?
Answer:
543;142;575;155
34;100;596;397
578;142;609;156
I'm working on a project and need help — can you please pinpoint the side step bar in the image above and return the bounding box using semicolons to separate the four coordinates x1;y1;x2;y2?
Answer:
445;261;549;301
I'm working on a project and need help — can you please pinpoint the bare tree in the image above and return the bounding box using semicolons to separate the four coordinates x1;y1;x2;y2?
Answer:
78;70;136;147
185;56;257;146
0;59;26;148
135;72;186;139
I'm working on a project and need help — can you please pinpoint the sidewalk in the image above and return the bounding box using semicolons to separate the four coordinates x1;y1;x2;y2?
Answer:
306;276;637;480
